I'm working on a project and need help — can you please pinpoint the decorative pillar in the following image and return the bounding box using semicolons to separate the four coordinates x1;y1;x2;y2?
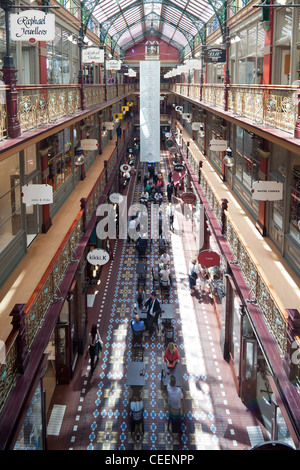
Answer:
40;147;52;233
284;309;300;382
80;197;86;233
256;143;269;236
10;304;29;374
224;26;230;112
221;198;228;235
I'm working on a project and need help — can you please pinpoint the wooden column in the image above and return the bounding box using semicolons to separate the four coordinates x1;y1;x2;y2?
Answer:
10;304;29;374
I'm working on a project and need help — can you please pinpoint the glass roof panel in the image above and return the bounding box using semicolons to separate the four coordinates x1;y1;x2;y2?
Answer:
89;0;225;52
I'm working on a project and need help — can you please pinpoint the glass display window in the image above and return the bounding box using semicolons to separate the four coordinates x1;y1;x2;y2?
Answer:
0;153;22;254
235;127;260;191
289;166;300;245
45;128;73;191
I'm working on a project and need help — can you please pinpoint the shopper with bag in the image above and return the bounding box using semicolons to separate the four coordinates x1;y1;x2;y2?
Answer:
86;324;103;375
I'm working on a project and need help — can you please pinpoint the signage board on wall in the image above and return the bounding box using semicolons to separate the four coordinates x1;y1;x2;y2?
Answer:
22;184;53;205
10;10;55;42
251;181;283;201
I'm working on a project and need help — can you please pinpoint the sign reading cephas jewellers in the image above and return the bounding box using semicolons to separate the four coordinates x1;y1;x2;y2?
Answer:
10;10;55;42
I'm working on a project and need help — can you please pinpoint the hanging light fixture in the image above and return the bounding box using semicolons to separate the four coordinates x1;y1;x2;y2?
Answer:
223;147;235;167
198;123;205;138
102;125;108;137
74;143;85;166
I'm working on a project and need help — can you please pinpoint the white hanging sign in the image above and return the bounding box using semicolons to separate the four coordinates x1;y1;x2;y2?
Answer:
109;192;124;204
106;59;122;70
87;249;110;266
82;47;104;64
22;184;53;205
103;122;115;130
251;181;283;201
209;139;228;151
10;10;55;42
81;139;98;150
192;122;201;130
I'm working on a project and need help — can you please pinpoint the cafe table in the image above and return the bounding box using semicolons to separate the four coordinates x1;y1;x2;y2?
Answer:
127;361;146;387
161;361;182;388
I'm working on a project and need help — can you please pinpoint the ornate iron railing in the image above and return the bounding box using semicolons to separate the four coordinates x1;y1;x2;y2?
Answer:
185;130;288;356
172;83;298;135
0;120;133;413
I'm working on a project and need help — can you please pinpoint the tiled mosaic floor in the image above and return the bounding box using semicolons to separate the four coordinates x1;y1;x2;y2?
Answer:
47;152;265;451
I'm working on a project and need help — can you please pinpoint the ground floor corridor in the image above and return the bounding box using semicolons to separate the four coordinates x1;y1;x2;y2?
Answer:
46;149;267;452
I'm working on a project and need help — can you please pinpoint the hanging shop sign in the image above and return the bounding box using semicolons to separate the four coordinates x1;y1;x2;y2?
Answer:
82;47;104;64
192;122;201;131
87;248;110;266
122;106;129;113
198;250;220;268
113;113;123;121
173;163;185;172
181;192;196;204
21;184;53;205
81;139;98;151
109;192;124;204
120;163;131;173
204;48;226;63
251;181;283;201
209;139;228;152
106;59;122;70
103;122;114;130
10;10;55;42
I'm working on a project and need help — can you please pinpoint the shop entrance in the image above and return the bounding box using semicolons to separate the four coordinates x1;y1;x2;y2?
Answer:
240;336;258;415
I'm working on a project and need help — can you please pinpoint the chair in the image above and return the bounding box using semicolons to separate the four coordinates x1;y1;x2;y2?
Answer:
152;267;160;289
160;279;170;301
131;321;144;347
130;399;144;443
163;325;174;347
168;406;182;435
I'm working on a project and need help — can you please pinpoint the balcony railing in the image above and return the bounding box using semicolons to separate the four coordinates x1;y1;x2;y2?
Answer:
0;120;133;414
0;83;135;140
172;83;298;136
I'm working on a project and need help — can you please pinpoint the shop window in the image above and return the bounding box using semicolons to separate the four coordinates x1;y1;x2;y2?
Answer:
45;128;73;192
234;128;260;190
0;154;22;254
288;166;300;245
13;382;44;450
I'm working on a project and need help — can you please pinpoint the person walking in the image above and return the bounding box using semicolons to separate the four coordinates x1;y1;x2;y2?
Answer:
188;258;198;294
143;291;161;333
86;324;103;375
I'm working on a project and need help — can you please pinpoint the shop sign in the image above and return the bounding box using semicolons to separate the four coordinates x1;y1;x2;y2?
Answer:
103;122;114;130
198;250;220;267
120;163;131;173
106;59;121;70
181;192;196;204
81;139;98;150
209;139;228;152
21;184;53;205
204;48;226;63
251;181;283;201
109;192;124;204
82;47;104;64
173;163;185;172
113;113;123;120
192;122;201;131
87;249;110;266
10;10;55;42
